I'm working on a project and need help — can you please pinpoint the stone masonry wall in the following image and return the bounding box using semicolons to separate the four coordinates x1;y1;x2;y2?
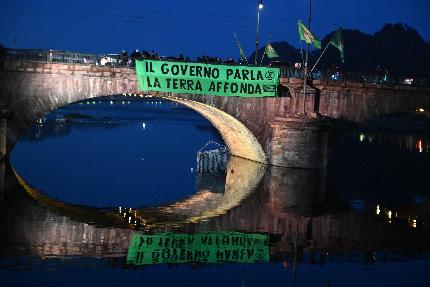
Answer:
313;80;430;121
0;60;138;146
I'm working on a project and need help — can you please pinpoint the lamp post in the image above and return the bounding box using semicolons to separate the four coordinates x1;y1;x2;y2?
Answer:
255;0;263;65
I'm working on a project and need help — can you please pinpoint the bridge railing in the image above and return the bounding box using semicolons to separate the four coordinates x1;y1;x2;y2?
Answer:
1;48;98;65
280;67;430;88
1;49;428;87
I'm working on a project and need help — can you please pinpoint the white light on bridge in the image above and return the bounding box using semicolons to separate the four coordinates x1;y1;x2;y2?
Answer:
417;108;425;112
376;204;380;215
142;123;146;129
359;133;365;142
110;101;114;105
404;78;414;85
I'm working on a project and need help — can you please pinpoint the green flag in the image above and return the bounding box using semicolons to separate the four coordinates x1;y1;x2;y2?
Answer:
329;28;344;63
265;43;279;58
233;33;248;64
297;20;321;49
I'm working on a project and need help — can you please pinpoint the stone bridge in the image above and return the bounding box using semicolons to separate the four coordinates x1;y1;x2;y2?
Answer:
1;60;429;167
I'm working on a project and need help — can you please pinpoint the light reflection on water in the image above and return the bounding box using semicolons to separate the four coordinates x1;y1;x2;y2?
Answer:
1;96;430;286
356;130;430;154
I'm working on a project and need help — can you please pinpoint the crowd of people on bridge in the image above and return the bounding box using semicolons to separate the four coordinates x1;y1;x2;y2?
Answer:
98;48;240;67
198;54;239;65
92;48;415;86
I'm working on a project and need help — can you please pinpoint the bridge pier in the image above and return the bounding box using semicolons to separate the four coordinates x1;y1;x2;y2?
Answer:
265;165;327;214
268;117;331;168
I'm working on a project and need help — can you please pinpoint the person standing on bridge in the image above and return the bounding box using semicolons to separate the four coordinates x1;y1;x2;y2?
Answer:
120;50;128;66
130;49;142;66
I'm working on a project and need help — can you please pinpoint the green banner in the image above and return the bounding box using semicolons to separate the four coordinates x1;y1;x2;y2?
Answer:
136;60;280;97
127;231;269;265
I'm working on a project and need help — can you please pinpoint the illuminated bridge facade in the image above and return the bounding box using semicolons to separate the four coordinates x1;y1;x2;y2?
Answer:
1;60;429;167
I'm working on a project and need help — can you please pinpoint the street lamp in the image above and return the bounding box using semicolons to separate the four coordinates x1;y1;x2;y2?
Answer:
255;0;263;65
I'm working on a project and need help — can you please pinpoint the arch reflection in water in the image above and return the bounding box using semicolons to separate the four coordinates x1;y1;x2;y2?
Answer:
153;156;266;225
14;155;266;229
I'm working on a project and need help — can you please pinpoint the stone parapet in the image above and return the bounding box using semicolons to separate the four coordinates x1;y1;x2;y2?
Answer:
0;60;136;80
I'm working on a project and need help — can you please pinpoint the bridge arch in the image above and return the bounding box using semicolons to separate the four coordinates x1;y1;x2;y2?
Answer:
160;95;267;164
0;61;267;164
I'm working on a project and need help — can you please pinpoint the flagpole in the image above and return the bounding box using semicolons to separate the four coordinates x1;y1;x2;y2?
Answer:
259;47;266;66
307;26;343;78
307;40;331;78
302;0;311;114
260;34;271;66
234;33;249;65
299;36;305;68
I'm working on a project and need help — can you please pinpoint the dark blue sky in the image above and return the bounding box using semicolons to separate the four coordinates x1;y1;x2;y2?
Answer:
1;0;429;59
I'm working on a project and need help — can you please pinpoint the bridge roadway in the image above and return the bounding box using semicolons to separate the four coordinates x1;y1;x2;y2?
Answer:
1;60;430;167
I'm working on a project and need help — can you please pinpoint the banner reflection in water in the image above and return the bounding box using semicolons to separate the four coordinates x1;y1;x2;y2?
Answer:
127;232;269;265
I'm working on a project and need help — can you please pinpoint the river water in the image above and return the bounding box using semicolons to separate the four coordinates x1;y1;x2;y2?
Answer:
1;95;429;286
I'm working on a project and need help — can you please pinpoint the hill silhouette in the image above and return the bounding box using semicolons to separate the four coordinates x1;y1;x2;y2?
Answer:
249;23;430;78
